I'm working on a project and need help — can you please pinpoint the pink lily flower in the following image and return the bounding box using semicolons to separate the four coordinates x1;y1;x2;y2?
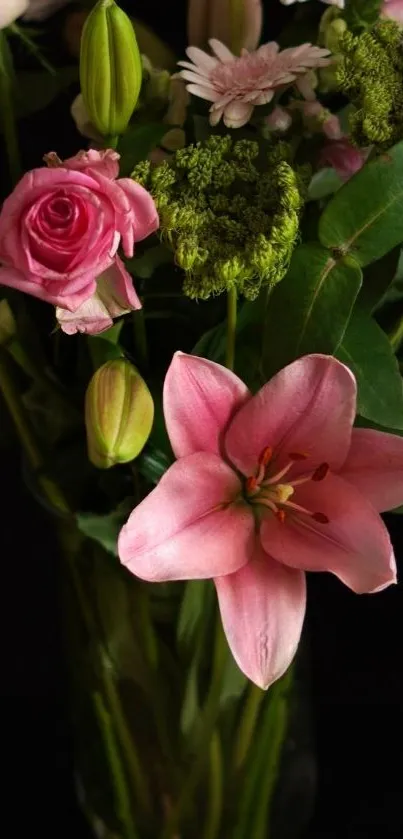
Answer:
119;353;400;689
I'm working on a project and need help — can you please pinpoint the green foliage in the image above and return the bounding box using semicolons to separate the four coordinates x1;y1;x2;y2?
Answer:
77;501;134;556
117;123;168;177
263;244;362;377
345;0;383;33
133;136;308;301
337;309;403;429
337;20;403;147
319;141;403;266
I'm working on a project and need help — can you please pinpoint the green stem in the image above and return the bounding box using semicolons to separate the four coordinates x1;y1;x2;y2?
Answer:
132;308;149;371
161;618;227;839
233;684;265;772
225;287;237;371
389;314;403;353
0;349;151;820
93;691;139;839
0;30;21;185
8;23;56;74
100;648;152;817
233;667;293;839
251;668;293;839
137;584;159;669
202;731;223;839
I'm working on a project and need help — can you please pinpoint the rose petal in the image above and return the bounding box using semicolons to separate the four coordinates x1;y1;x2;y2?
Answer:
260;472;396;594
0;265;96;311
225;354;356;477
117;179;159;256
118;452;254;582
163;352;250;458
62;149;120;180
215;545;306;689
341;428;403;513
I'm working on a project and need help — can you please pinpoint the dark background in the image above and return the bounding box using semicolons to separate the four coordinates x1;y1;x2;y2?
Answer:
1;1;403;837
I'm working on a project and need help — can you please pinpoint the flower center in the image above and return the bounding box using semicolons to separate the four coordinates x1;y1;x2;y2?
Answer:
245;446;330;525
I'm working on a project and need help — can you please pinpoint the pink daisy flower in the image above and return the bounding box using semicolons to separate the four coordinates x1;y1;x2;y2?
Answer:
178;38;331;128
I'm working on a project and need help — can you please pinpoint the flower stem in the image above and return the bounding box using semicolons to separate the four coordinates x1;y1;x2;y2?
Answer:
251;668;293;839
233;666;293;839
225;287;237;371
8;23;56;75
0;348;151;819
161;617;227;839
233;683;265;771
0;30;21;186
202;731;223;839
93;691;139;839
100;648;152;816
133;308;149;371
389;314;403;353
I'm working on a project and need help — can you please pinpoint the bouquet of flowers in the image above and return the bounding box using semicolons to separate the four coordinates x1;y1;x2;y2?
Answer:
1;0;403;837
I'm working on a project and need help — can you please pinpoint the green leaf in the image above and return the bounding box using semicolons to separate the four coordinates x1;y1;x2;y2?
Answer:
126;244;172;279
138;447;172;484
345;0;383;32
77;501;133;556
337;309;403;429
117;123;168;177
308;168;343;202
319;141;403;267
358;248;402;314
13;67;78;121
263;244;362;378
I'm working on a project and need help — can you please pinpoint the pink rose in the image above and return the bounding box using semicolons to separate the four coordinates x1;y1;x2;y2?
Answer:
0;149;159;334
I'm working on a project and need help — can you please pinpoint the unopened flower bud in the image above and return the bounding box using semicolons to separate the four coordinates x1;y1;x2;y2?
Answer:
264;106;292;134
85;359;154;469
0;299;16;346
80;0;142;138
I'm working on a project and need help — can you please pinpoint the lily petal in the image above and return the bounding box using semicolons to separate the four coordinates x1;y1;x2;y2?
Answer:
118;452;254;582
163;352;250;458
225;354;356;477
341;428;403;513
215;545;306;689
260;473;396;594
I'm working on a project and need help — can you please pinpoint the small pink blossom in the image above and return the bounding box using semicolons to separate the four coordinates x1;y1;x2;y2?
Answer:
320;138;368;181
119;353;401;689
188;0;263;53
0;149;158;334
382;0;403;22
265;105;293;133
178;38;331;128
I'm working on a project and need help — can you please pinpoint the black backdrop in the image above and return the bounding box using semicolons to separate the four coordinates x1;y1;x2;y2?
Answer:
1;2;403;837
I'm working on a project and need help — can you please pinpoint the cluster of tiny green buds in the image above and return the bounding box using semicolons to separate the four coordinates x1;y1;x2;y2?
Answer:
318;5;348;93
131;136;307;301
336;19;403;148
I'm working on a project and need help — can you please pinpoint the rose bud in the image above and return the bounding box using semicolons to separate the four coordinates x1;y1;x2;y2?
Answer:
85;359;154;469
80;0;142;139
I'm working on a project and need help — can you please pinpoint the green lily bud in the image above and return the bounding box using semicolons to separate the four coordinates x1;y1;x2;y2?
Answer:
85;359;154;469
80;0;142;139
